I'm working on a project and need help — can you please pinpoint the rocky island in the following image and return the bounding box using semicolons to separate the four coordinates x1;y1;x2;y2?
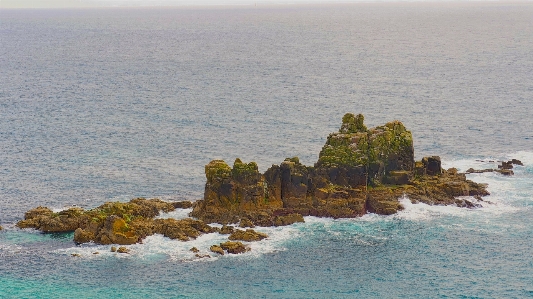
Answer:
17;114;518;254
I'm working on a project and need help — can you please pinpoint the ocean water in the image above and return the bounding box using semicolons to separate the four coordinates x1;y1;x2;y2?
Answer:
1;3;533;298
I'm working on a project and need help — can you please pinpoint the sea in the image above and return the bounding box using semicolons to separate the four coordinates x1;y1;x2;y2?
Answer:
1;2;532;298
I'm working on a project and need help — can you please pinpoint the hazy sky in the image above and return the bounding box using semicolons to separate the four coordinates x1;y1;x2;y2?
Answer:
3;0;358;9
1;0;515;9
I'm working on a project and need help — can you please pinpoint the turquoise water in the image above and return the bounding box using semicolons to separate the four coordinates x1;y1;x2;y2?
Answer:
1;3;533;298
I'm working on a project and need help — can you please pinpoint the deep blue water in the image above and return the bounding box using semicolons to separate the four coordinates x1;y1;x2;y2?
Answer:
1;3;533;298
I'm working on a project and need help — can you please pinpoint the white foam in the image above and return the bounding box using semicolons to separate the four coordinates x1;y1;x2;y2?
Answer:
51;205;82;213
156;208;193;220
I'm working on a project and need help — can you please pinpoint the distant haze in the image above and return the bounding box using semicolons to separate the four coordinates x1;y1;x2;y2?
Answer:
0;0;519;9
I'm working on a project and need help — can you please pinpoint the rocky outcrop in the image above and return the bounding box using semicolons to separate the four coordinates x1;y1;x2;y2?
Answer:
228;229;268;242
18;113;502;248
16;198;205;245
191;113;489;224
465;159;523;176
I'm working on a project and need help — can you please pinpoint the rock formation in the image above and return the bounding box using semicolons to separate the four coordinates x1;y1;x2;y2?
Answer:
18;113;508;249
191;113;491;225
17;198;214;245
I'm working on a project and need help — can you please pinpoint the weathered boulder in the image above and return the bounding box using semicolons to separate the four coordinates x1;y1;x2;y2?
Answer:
117;246;130;254
219;225;235;235
18;198;198;245
17;207;84;232
172;201;193;209
153;218;215;241
190;159;283;224
239;218;255;228
220;241;248;254
272;213;304;226
210;244;224;255
95;215;139;245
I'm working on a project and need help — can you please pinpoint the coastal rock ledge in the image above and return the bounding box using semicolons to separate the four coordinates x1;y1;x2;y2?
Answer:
17;113;494;246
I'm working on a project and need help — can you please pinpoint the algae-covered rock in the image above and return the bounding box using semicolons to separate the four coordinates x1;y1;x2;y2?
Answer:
210;244;224;255
74;228;95;244
17;207;84;232
229;229;268;242
191;158;283;224
220;241;248;254
366;189;404;215
239;218;255;228
272;213;304;226
117;246;130;254
18;113;494;246
219;225;235;235
153;218;215;241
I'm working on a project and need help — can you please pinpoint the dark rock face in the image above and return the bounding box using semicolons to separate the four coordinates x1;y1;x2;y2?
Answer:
17;198;209;245
422;156;442;176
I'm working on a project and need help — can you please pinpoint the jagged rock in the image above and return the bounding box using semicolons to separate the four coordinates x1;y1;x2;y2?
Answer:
366;189;404;215
190;159;283;224
272;212;304;226
190;114;491;224
71;253;81;257
239;218;255;228
422;156;442;176
229;229;268;242
18;113;498;246
190;247;200;253
210;245;224;255
511;159;523;166
219;225;235;235
153;218;215;241
220;241;248;254
95;215;139;245
111;246;117;252
499;169;514;175
498;161;514;170
0;225;3;231
17;207;84;232
117;246;130;254
172;201;193;209
74;228;95;244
